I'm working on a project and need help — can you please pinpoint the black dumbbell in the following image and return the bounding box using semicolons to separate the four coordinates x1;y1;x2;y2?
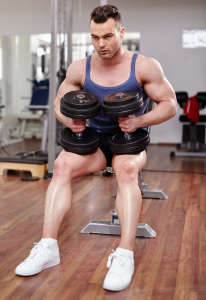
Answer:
59;91;101;155
102;91;150;155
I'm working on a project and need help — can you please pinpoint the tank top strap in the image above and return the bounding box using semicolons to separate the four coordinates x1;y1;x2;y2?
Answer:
85;55;92;80
131;53;138;77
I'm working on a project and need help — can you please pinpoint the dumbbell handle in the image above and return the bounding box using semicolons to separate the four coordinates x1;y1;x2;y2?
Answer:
122;114;136;140
72;119;87;139
75;132;83;138
124;132;132;140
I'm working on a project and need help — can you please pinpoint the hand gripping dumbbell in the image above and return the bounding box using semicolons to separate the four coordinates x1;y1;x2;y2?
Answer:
102;91;150;155
59;91;101;155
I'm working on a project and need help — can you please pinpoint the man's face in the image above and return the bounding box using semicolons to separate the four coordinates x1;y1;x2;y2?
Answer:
90;18;124;59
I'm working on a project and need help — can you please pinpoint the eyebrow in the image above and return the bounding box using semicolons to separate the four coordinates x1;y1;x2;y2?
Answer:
91;33;114;37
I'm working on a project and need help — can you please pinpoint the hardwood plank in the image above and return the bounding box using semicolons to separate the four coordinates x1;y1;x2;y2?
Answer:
199;175;206;296
0;140;206;299
174;174;201;299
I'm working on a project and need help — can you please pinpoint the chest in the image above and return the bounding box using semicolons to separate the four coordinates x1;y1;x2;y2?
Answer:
90;61;132;87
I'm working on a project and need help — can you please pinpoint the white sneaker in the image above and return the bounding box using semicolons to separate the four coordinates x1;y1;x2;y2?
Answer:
15;240;60;276
103;247;134;291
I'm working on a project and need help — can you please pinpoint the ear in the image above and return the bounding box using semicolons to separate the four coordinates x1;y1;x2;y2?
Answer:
120;27;125;39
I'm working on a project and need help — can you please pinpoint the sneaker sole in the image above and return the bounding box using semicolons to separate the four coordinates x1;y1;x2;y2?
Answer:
103;281;130;292
103;268;134;292
15;258;60;276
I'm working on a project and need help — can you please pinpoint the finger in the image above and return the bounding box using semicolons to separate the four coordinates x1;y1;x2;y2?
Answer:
128;114;136;118
118;116;128;121
72;125;86;133
71;119;86;132
73;119;86;125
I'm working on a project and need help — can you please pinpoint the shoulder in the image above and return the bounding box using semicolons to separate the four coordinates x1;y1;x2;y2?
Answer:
136;54;162;70
68;57;87;72
65;57;87;86
136;54;164;84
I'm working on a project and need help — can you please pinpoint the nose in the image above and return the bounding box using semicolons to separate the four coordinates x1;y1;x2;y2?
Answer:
99;38;105;48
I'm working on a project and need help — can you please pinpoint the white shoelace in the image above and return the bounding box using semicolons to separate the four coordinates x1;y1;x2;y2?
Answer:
24;242;48;262
106;250;129;269
107;250;115;268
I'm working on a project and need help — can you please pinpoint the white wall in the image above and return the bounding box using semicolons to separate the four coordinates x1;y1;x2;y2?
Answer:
0;0;206;143
0;0;50;35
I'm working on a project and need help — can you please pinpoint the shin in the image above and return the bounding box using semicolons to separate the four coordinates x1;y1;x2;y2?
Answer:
113;151;147;250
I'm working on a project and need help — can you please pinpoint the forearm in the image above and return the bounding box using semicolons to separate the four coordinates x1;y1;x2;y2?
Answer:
54;94;86;132
136;99;177;129
54;96;71;128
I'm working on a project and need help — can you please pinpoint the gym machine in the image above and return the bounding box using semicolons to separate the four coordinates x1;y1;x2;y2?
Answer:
170;91;206;158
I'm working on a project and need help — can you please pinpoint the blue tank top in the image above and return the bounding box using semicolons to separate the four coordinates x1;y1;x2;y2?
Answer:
83;53;149;134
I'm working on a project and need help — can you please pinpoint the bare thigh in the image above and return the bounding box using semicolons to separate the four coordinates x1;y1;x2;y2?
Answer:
54;147;107;179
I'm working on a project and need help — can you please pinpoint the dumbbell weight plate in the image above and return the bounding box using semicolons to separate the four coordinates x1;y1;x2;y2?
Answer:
60;127;99;155
102;100;142;116
102;91;144;117
109;128;150;155
60;91;101;119
110;141;149;155
60;128;99;154
60;139;99;155
60;104;101;119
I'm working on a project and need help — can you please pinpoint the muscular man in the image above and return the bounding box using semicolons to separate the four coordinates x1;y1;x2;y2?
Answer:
15;5;177;292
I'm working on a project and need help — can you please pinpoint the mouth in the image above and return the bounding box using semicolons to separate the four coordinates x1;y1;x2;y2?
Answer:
99;50;108;55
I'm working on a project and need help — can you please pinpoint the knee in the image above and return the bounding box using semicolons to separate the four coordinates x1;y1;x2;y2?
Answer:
115;158;138;183
53;153;72;179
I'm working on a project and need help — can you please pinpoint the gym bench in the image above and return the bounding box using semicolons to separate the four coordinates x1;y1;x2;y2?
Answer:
81;168;167;238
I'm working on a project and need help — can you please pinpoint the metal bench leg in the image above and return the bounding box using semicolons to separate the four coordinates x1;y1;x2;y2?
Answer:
139;171;168;200
113;172;168;200
81;210;156;238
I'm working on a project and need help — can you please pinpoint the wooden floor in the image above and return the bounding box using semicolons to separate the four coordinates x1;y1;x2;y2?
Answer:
0;140;206;300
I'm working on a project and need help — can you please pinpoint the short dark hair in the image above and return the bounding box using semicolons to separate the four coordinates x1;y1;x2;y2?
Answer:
90;5;122;29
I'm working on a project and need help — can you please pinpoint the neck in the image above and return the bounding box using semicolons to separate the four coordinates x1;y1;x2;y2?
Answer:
96;47;125;66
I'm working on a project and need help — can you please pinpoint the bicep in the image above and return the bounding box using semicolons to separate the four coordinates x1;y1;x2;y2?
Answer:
56;78;80;100
142;59;176;105
56;64;83;99
54;62;83;107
